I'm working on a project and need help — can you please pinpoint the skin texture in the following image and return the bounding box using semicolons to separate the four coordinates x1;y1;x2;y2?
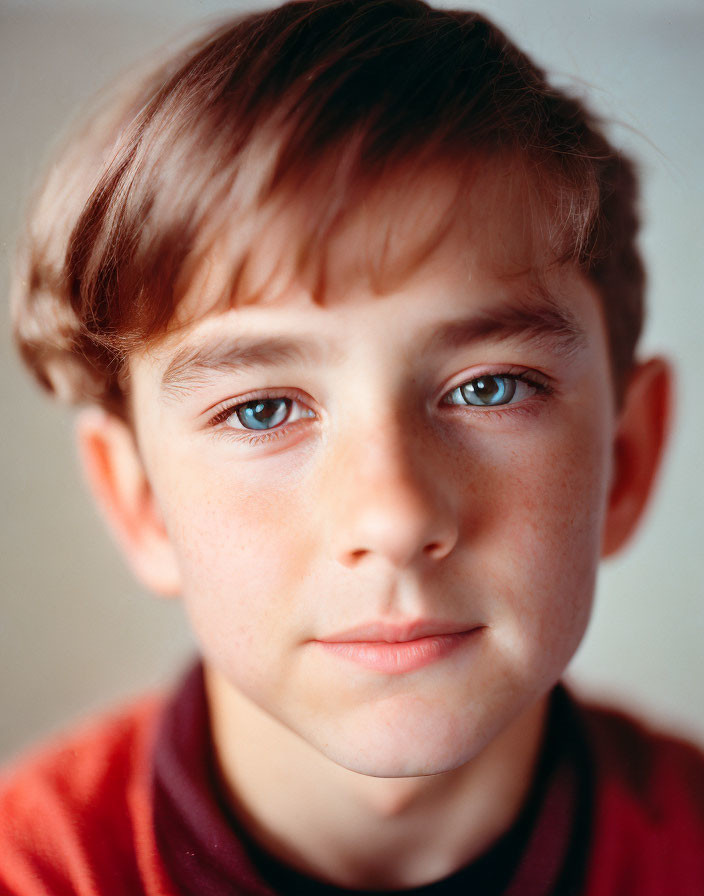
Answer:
77;170;671;888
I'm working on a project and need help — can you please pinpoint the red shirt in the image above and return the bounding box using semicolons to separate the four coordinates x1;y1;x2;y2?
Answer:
1;664;703;895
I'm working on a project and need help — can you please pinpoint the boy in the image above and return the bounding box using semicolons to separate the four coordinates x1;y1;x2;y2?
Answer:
2;0;702;892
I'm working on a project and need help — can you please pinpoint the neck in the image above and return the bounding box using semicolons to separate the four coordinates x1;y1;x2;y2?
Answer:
205;668;550;891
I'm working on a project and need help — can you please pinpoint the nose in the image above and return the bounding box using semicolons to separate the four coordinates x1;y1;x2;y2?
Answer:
323;424;459;571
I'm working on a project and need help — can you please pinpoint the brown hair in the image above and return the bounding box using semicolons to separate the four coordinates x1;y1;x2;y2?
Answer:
12;0;644;414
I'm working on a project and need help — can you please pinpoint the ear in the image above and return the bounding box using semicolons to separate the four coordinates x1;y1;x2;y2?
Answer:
75;408;182;596
602;357;673;557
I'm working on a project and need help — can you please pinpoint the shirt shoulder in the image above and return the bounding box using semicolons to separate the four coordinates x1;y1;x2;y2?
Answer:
574;694;704;896
0;694;171;896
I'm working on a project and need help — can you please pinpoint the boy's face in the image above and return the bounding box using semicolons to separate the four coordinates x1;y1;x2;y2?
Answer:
128;170;617;777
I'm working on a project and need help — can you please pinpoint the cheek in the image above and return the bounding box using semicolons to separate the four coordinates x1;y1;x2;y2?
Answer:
457;406;613;672
150;458;320;674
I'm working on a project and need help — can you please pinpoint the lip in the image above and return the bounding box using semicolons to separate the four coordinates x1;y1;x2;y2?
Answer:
313;620;484;674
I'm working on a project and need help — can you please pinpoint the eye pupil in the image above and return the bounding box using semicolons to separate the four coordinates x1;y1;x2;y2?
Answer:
475;377;500;401
237;398;290;430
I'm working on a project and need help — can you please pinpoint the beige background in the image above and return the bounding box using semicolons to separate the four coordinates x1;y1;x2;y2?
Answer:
1;0;702;763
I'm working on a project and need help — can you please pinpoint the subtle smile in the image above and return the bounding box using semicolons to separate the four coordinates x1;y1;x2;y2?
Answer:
313;622;484;674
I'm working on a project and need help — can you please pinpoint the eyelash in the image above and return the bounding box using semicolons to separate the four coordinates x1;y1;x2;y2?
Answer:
206;371;552;447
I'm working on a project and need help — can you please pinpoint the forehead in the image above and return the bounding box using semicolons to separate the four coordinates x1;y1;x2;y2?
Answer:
126;162;614;424
170;161;571;331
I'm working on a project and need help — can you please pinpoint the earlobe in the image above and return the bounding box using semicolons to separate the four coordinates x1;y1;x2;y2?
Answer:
75;407;182;596
602;357;673;557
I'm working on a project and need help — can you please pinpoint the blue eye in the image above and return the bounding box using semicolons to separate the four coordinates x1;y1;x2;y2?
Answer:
218;394;317;437
234;397;291;430
449;375;518;407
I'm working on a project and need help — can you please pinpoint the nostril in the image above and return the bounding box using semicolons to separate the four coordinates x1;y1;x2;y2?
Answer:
349;548;369;563
424;540;450;559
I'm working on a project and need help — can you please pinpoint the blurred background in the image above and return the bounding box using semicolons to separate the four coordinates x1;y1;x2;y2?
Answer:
1;0;702;763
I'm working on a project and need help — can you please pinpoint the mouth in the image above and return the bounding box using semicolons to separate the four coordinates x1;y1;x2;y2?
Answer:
313;620;484;674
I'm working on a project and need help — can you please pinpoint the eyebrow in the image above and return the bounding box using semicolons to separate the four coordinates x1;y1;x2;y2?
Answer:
424;287;586;359
159;288;586;400
160;336;332;399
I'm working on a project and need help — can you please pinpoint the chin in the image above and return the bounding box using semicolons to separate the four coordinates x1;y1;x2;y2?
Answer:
308;703;495;779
